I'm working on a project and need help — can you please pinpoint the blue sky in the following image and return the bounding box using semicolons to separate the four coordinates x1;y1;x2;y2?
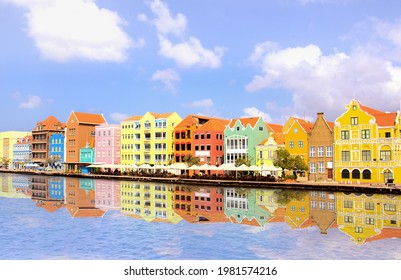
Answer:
1;0;401;131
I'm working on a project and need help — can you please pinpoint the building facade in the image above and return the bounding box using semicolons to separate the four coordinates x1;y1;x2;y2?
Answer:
31;116;65;166
12;136;33;169
121;112;181;165
334;99;401;184
95;123;121;165
308;112;334;181
224;117;270;165
0;131;31;168
49;133;65;168
65;111;106;171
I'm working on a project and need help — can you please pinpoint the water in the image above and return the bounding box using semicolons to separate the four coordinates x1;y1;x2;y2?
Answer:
1;172;401;260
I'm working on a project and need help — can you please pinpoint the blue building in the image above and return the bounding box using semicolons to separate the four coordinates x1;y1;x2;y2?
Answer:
80;142;95;174
49;133;64;169
48;177;65;200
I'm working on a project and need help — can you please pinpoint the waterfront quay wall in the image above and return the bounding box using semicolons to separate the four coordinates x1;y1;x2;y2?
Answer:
1;169;400;195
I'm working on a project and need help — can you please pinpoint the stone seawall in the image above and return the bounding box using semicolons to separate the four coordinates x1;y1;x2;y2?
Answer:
1;169;400;194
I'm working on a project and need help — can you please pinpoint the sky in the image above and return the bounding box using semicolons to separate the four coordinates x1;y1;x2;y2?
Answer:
1;0;401;131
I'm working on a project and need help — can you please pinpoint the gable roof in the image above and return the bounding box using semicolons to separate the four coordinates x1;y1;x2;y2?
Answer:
149;112;175;119
358;101;398;127
72;111;106;125
265;123;283;133
122;115;141;122
283;117;314;134
176;115;229;130
228;117;260;129
196;118;229;131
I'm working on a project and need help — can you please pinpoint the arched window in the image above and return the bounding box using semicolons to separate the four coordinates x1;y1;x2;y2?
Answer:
352;169;360;179
341;169;350;179
362;169;371;180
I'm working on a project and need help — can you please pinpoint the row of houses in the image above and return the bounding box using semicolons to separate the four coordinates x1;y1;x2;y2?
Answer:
1;99;401;184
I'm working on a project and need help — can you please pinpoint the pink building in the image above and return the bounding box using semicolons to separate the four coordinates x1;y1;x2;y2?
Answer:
95;123;121;164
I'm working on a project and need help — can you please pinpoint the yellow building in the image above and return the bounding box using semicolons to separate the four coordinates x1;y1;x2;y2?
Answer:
334;99;401;184
283;117;314;179
255;132;284;177
336;192;401;244
120;112;182;165
0;131;31;167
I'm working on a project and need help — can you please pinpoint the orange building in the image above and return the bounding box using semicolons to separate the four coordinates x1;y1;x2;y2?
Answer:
65;111;106;171
173;115;228;164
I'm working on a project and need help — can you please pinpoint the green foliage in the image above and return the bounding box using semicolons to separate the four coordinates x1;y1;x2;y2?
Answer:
273;147;309;173
234;157;252;167
0;157;10;168
183;155;200;167
274;189;308;205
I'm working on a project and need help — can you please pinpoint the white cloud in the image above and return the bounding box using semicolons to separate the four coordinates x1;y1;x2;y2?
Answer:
189;98;214;107
145;0;225;68
4;0;137;62
151;68;180;92
147;0;187;37
158;35;224;68
246;41;401;121
19;95;43;109
241;107;273;122
110;112;129;123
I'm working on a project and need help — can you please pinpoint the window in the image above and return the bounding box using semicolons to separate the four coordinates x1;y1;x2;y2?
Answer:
351;117;358;125
206;134;211;139
310;163;316;173
355;227;363;233
362;169;371;180
341;130;349;140
298;141;303;148
352;169;360;179
380;150;391;161
385;132;391;138
326;146;332;157
311;201;317;209
344;200;353;208
342;169;350;179
344;215;353;223
328;202;335;210
361;129;370;139
319;202;326;210
365;202;374;210
384;204;396;211
290;206;296;211
318;146;324;157
362;150;371;161
289;141;294;148
310;147;316;157
318;162;324;173
342;151;350;161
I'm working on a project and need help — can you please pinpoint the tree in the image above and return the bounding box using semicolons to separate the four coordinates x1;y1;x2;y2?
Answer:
183;155;200;167
235;156;252;167
273;148;294;172
273;148;308;177
0;157;11;169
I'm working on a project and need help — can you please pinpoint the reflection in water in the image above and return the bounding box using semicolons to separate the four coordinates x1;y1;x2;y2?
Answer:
1;173;401;246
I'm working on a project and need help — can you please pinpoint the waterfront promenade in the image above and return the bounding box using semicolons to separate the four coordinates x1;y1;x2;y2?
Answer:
1;168;400;194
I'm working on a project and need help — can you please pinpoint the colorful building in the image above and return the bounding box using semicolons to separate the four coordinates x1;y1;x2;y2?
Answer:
12;136;33;169
334;99;401;184
0;131;31;168
95;123;121;165
95;179;121;210
193;118;228;166
283;117;314;179
121;112;182;165
256;124;284;176
173;115;226;164
65;111;106;171
49;133;65;169
224;117;270;165
31;116;65;166
308;112;334;181
309;190;336;234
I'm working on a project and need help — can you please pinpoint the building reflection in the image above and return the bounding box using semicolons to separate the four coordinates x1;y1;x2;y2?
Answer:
2;173;401;245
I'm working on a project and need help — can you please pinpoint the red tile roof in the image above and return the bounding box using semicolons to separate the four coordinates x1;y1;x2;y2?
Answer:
73;112;106;125
265;123;283;133
228;117;260;129
358;101;398;126
122;115;141;122
33;115;65;131
196;118;229;131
